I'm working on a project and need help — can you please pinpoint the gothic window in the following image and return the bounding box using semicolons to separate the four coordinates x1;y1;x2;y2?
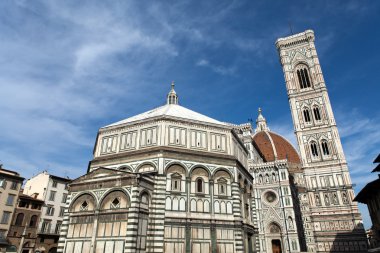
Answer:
310;141;319;157
288;216;294;230
258;175;263;184
303;108;311;123
297;67;311;89
196;178;204;193
265;174;270;183
313;107;322;121
272;172;277;182
171;173;181;191
281;171;286;180
217;178;227;195
321;140;330;155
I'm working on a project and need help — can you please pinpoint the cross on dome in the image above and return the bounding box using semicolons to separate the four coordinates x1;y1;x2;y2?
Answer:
255;107;270;132
167;81;179;105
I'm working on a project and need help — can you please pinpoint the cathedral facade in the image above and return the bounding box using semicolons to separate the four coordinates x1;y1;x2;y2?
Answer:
57;30;367;253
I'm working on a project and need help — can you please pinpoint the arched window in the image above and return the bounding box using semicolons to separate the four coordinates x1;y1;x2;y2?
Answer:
196;178;203;193
342;192;349;204
141;193;149;206
303;109;311;123
324;194;330;206
310;142;319;157
332;193;339;205
297;67;311;89
313;107;321;121
258;175;263;184
29;215;38;227
288;216;294;230
217;178;227;195
15;213;24;226
315;194;321;206
265;174;270;183
321;140;330;155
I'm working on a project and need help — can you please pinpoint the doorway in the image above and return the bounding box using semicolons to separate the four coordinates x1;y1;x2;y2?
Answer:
271;239;282;253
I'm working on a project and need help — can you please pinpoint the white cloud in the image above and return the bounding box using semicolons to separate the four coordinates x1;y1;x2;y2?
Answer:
196;59;236;75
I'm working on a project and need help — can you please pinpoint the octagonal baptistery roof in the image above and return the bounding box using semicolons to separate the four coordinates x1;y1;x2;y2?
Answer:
105;102;226;128
252;109;301;164
103;82;227;128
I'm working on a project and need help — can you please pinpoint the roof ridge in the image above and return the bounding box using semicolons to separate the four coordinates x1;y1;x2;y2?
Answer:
103;103;227;128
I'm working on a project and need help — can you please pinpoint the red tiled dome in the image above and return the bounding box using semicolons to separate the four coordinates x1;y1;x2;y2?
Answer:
252;131;301;164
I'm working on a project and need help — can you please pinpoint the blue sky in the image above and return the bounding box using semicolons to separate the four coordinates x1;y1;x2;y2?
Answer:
1;0;379;228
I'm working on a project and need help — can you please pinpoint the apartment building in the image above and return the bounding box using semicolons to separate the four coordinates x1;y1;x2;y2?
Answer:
0;166;24;251
23;171;71;253
7;194;44;253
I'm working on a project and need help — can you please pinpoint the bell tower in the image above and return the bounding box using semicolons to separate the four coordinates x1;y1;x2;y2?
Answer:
276;30;367;252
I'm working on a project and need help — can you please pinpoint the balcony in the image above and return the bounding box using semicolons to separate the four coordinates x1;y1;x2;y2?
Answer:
38;228;61;235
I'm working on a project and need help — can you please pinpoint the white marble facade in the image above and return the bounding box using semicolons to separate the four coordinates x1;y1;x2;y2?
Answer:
57;30;367;253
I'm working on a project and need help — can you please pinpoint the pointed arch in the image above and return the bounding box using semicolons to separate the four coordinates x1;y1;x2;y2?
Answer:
302;106;312;123
268;222;282;234
312;105;322;121
294;63;312;89
310;141;319;158
321;139;330;156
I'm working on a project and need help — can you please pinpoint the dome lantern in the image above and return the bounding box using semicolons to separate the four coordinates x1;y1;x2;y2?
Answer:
167;81;179;105
255;107;270;133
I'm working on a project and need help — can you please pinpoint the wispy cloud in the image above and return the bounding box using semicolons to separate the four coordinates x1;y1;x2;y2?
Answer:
336;109;380;181
196;59;236;75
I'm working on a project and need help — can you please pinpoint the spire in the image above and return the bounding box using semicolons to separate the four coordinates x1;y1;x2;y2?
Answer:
255;107;270;132
167;81;179;105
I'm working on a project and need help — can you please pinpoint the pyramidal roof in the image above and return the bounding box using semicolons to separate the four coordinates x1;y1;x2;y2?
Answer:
103;83;227;128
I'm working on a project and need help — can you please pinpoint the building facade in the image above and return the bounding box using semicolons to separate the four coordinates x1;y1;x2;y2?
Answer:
23;172;71;253
6;194;44;253
0;166;24;251
57;30;366;253
355;154;380;251
276;30;367;252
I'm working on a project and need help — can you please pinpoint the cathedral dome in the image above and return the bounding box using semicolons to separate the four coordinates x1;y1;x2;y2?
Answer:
252;131;300;164
252;108;300;164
